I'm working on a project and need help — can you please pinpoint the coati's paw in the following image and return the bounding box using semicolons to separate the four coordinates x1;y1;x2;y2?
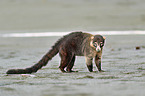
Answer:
59;68;66;73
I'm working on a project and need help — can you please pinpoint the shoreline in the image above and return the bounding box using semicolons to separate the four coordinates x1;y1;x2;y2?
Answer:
0;31;145;37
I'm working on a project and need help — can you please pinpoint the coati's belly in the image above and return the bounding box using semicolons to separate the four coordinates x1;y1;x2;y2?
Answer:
75;53;84;56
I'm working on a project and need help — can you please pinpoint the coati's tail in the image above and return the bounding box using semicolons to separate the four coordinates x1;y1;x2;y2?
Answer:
6;32;83;74
6;45;59;74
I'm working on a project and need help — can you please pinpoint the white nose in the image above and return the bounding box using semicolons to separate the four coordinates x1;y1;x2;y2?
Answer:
96;46;101;52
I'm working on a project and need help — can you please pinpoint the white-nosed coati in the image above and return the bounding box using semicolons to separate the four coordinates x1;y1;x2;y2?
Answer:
6;32;105;74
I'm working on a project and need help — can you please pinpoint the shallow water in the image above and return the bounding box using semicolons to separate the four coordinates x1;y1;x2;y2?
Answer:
0;35;145;96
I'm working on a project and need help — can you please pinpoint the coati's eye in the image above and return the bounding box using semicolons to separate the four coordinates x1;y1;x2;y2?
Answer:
100;42;104;47
93;42;97;47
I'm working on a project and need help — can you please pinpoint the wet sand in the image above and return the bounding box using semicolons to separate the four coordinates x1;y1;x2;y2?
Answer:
0;34;145;96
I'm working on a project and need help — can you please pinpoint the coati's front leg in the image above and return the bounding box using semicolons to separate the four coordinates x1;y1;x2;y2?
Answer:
85;57;93;72
95;55;104;72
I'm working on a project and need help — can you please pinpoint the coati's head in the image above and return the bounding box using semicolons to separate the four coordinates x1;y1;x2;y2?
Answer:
90;35;105;52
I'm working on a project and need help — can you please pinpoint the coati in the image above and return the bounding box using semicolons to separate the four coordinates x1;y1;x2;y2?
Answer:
6;32;105;74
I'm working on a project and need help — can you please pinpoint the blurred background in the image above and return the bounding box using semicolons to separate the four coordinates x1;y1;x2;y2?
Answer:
0;0;145;34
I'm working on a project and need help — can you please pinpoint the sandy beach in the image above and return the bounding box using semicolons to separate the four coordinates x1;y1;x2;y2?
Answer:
0;34;145;96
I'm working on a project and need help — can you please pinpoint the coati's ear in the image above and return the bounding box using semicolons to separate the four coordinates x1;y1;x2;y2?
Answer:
90;36;94;47
103;36;106;40
91;36;94;40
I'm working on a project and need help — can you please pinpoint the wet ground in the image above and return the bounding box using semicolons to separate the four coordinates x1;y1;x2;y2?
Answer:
0;35;145;96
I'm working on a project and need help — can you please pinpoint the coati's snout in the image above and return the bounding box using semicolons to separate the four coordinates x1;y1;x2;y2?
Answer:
93;42;103;52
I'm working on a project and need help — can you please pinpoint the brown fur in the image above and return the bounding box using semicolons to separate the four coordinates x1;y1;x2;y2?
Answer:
6;32;105;74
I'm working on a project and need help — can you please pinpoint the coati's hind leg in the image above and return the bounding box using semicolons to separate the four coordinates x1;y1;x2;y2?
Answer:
66;55;78;73
59;49;74;72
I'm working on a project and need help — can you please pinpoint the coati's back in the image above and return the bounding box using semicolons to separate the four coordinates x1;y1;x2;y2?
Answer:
60;32;92;56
